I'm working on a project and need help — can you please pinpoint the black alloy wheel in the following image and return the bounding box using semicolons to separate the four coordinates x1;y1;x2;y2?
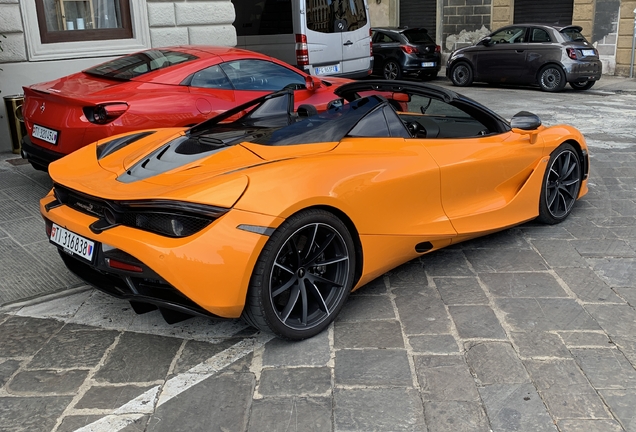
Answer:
570;80;595;91
383;60;402;80
537;143;582;224
242;209;355;340
450;62;473;87
538;65;566;92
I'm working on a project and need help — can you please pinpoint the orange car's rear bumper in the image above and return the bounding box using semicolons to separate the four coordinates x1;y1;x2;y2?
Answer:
41;193;284;318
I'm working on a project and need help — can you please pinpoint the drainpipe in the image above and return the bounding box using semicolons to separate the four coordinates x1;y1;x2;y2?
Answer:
631;8;636;78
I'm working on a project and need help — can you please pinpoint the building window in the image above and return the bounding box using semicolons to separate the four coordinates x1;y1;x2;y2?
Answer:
35;0;132;44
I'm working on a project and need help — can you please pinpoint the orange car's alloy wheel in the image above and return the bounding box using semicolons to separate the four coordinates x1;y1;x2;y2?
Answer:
242;209;355;340
538;143;582;224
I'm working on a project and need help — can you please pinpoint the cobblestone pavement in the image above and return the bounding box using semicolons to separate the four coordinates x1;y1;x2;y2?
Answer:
1;79;636;431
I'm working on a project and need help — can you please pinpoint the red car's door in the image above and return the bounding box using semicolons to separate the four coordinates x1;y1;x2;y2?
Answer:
219;59;318;108
185;63;238;121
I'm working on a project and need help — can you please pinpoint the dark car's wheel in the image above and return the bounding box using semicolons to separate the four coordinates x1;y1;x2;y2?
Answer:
383;60;402;80
242;209;355;340
450;62;473;87
537;143;582;224
538;65;566;92
570;80;595;91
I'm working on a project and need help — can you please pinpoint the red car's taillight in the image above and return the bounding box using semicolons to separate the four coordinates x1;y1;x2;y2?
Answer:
566;48;578;60
295;34;309;67
86;103;129;125
400;45;418;54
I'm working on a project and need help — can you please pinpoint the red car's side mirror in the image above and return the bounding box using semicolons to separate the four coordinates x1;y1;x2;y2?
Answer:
305;75;322;91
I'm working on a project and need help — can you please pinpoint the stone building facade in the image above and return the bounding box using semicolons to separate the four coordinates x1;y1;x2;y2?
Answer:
1;0;636;152
443;0;635;76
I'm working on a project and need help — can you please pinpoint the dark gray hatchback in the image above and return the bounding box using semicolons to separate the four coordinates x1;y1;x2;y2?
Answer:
446;24;602;92
372;27;441;80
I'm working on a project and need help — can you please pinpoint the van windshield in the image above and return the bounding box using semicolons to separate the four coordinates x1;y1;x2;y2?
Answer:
306;0;368;33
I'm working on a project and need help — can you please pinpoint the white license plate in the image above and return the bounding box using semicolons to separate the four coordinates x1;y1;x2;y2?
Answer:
32;124;59;145
315;65;339;75
581;49;595;57
50;224;95;262
421;62;436;67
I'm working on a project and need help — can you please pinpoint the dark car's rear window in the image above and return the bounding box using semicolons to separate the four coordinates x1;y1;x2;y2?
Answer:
402;29;434;44
85;50;197;80
561;28;588;42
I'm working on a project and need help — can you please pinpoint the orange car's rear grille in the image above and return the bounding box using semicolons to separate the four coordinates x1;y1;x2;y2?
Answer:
52;184;221;238
66;193;107;218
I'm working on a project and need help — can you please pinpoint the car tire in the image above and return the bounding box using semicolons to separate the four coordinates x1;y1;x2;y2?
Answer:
570;80;595;91
241;209;355;340
383;60;402;80
538;65;566;92
450;62;473;87
537;143;582;224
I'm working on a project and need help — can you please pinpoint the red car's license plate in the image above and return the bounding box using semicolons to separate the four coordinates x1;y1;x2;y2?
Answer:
32;124;59;145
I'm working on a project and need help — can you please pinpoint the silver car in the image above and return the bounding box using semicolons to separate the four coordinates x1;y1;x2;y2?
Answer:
446;24;602;92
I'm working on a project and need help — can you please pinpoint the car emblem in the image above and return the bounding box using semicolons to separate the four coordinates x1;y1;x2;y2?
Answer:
338;22;344;30
40;103;46;114
76;202;95;213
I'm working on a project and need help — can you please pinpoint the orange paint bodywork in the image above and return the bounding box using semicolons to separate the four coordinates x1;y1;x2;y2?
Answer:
42;121;589;318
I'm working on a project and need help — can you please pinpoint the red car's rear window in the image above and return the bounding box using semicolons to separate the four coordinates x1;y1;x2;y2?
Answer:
85;50;198;80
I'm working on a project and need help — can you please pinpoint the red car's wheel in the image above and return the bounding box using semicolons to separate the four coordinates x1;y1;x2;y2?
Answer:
242;209;355;340
537;143;582;224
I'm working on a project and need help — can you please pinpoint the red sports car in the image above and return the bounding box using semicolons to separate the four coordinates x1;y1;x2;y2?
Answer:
20;46;350;171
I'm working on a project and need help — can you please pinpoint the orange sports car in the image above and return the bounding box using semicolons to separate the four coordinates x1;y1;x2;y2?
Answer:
40;80;589;339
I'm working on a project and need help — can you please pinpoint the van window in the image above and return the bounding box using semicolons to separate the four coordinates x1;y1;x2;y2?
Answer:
232;0;293;36
306;0;368;33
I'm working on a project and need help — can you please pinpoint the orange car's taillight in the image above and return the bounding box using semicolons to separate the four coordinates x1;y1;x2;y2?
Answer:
85;103;129;125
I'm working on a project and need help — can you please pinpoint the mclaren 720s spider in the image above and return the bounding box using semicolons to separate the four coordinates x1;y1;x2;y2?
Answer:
40;80;589;339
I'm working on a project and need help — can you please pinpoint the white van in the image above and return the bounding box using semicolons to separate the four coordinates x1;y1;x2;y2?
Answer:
232;0;373;78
